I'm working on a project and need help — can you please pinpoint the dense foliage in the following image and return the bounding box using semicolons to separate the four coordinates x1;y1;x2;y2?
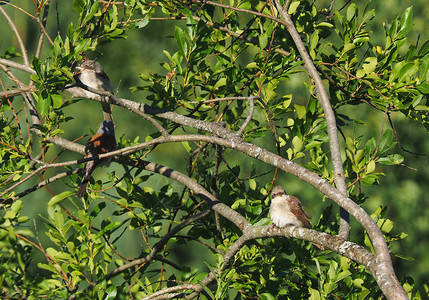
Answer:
0;0;428;299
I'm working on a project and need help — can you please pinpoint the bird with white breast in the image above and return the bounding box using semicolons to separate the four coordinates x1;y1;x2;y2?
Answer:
270;185;312;229
74;59;114;122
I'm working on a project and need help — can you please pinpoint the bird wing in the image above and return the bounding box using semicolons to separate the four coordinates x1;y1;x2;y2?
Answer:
288;196;312;228
85;134;116;155
76;159;95;198
77;133;116;197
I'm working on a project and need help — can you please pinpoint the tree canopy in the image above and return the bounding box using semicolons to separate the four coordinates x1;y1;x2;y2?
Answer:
0;0;428;299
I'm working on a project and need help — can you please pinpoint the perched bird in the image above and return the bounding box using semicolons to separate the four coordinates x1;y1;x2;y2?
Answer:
269;185;312;228
76;120;117;198
74;60;114;122
270;185;324;249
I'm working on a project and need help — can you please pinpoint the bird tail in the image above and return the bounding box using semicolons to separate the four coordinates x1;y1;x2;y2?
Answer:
101;98;114;122
76;170;91;198
76;182;88;198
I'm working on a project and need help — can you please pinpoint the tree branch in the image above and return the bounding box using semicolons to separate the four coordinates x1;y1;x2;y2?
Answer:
4;55;405;299
0;6;30;66
0;58;36;75
67;85;169;136
273;0;349;241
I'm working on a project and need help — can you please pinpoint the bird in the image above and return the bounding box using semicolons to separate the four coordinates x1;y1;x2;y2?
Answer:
269;185;312;228
270;186;324;249
74;59;114;122
76;120;117;198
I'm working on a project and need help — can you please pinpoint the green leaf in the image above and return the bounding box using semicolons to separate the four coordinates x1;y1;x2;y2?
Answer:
48;191;74;206
416;83;429;94
316;22;334;28
237;1;251;9
362;57;377;74
418;40;429;57
334;270;352;283
72;0;85;12
366;160;376;173
51;36;63;57
181;141;192;152
87;2;99;22
343;43;356;53
104;286;117;300
259;293;276;300
378;218;394;233
389;19;399;41
249;178;257;190
136;18;150;28
310;31;319;50
396;61;418;84
308;287;321;300
4;200;23;219
96;221;121;238
304;140;322;151
288;1;300;15
259;32;268;50
292;136;303;152
51;93;63;109
294;104;306;119
175;26;187;57
419;58;429;81
214;77;227;89
48;247;74;261
109;5;118;31
37;93;51;117
377;154;404;165
245;62;258;69
231;199;245;210
32;57;43;77
356;68;366;78
346;3;357;21
365;138;376;160
397;6;413;40
379;129;394;153
362;9;375;25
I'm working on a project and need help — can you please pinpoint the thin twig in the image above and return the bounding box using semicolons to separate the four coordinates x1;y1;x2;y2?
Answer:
236;96;255;136
0;87;37;98
35;3;53;58
1;169;81;206
0;6;30;66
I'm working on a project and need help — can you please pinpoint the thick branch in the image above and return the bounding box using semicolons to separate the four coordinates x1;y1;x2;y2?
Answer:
67;85;169;136
123;159;250;230
273;0;349;241
0;58;36;74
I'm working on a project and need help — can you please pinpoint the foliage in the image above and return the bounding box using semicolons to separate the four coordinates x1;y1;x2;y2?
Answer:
0;0;428;299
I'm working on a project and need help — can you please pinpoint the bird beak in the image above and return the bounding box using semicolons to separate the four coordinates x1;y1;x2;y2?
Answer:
73;65;85;77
